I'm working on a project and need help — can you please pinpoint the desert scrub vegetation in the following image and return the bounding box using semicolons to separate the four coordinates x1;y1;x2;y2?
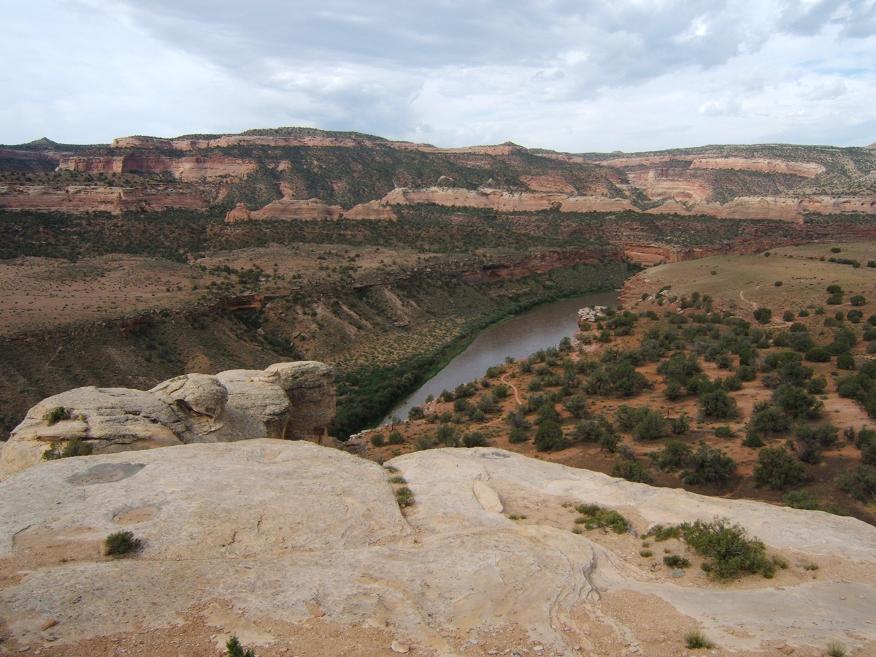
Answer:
395;486;415;508
42;406;70;425
663;554;690;568
225;636;258;657
680;519;776;579
42;438;93;461
574;504;630;533
104;531;142;557
754;446;807;490
684;631;715;650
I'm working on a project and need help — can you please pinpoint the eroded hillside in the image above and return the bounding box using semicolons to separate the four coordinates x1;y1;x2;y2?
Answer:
2;128;875;222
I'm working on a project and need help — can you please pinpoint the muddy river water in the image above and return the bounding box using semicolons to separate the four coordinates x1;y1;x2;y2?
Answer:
385;289;618;421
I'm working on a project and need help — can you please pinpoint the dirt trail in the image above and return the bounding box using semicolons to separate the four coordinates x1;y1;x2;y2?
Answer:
500;371;523;406
738;286;760;310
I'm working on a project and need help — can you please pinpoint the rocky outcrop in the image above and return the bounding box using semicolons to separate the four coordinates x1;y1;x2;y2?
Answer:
622;243;684;266
381;186;636;213
0;361;334;480
57;153;256;181
598;154;825;177
224;201;251;222
0;442;873;656
644;195;876;223
0;184;211;214
344;199;397;220
226;197;344;222
520;174;577;194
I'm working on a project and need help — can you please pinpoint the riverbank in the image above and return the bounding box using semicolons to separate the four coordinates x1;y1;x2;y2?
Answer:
331;264;627;438
383;290;618;422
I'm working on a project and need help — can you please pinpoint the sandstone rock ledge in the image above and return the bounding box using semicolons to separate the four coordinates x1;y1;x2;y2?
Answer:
0;442;873;657
0;361;334;480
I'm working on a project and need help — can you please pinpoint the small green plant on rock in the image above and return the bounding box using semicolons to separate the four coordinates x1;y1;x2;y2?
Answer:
395;486;415;508
685;631;715;650
42;439;94;461
104;531;142;557
43;406;70;425
663;554;690;568
225;636;257;657
680;519;775;579
825;641;846;657
575;504;630;533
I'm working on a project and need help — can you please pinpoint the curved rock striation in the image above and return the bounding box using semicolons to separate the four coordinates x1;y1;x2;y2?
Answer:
0;362;334;480
0;443;873;656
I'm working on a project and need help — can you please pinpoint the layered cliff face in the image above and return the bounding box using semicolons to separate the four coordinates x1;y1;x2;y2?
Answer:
0;361;334;480
2;127;875;222
0;441;873;656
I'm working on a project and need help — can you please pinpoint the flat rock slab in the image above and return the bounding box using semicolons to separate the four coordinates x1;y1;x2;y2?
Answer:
0;442;873;657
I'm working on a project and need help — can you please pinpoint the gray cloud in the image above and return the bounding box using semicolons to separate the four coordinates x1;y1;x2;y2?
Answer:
1;0;875;150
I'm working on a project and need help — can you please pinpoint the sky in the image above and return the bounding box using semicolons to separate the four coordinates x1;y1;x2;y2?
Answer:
2;0;875;152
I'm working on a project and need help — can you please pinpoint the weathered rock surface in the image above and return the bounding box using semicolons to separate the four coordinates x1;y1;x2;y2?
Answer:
0;442;873;657
0;362;334;480
225;197;344;222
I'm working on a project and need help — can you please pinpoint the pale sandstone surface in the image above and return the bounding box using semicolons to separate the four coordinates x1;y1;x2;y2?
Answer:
0;362;334;480
597;154;826;178
0;442;873;657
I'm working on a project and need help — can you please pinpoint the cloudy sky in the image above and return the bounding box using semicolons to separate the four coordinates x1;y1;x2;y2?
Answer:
2;0;875;151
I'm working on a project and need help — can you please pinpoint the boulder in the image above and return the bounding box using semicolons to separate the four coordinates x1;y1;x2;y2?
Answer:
0;362;335;480
265;361;334;440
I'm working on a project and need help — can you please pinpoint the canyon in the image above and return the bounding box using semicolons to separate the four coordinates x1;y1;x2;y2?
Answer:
2;128;875;222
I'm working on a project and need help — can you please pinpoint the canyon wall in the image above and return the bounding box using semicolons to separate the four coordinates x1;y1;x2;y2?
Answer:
2;129;875;222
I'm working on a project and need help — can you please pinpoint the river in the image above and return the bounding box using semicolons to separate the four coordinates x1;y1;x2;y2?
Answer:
385;289;618;421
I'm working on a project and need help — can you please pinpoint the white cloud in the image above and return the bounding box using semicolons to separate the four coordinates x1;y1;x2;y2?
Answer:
1;0;874;150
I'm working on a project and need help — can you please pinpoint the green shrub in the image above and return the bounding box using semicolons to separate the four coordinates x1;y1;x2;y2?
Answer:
395;486;415;507
655;440;691;471
670;414;691;435
371;433;386;447
42;438;93;461
535;420;566;451
633;410;668;440
388;430;405;445
685;631;715;650
700;389;738;419
104;531;142;557
714;425;733;438
773;384;822;419
563;393;589;418
826;641;846;657
836;465;876;502
836;353;855;370
575;504;630;533
680;519;774;579
436;423;458;447
753;308;772;324
805;347;831;362
663;554;690;568
612;458;653;483
463;431;489;447
851;295;866;307
225;636;257;657
783;489;820;510
43;406;70;425
509;426;529;443
649;524;681;541
682;444;736;485
754;447;807;490
573;416;618;451
408;406;425;420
